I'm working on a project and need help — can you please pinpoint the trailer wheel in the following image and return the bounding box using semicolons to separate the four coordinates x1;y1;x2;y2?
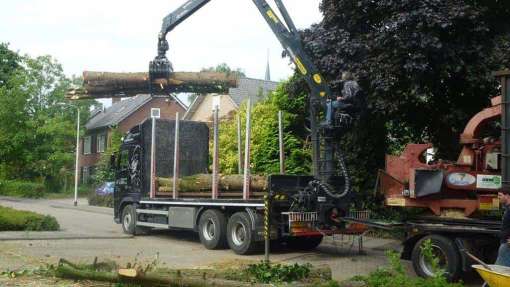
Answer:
198;209;227;249
227;212;259;255
287;236;323;250
411;235;461;281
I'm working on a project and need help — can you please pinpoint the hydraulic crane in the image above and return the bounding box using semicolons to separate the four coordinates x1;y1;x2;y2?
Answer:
149;0;351;202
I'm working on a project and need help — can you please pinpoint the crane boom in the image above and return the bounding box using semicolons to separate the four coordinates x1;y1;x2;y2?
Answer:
150;0;350;197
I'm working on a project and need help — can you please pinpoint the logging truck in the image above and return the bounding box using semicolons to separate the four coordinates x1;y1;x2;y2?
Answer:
113;118;362;255
112;0;363;255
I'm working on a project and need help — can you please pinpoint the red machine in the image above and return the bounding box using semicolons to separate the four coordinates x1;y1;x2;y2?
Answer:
379;96;502;217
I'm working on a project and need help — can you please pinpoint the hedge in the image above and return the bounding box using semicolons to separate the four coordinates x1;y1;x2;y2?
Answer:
0;205;60;231
0;180;46;198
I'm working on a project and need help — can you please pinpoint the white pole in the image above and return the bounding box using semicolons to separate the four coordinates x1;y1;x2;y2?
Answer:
243;98;252;200
74;108;80;206
173;113;180;199
278;110;285;174
237;114;242;175
212;107;219;199
150;117;156;198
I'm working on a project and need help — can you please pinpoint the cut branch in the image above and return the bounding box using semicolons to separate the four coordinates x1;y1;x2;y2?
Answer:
66;71;239;100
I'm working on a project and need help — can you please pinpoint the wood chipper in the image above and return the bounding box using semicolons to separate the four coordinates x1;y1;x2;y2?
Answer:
344;70;510;281
380;91;505;217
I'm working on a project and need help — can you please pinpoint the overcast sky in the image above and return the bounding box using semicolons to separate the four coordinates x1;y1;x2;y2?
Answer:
1;1;322;88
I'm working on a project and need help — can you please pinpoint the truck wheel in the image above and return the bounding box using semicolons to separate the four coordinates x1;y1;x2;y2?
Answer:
227;212;259;255
121;204;149;235
287;236;323;250
411;235;461;281
198;209;227;249
121;204;137;235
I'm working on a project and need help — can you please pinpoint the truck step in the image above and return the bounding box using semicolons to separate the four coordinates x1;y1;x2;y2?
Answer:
136;209;168;216
136;222;169;229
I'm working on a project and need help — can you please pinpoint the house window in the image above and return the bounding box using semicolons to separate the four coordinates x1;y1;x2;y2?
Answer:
83;136;91;155
82;166;90;184
151;108;161;118
97;133;106;153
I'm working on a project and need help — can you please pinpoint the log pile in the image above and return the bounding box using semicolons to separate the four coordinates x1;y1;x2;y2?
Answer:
156;174;268;198
66;71;239;100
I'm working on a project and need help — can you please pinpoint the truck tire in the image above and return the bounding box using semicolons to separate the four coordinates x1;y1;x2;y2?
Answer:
227;212;260;255
287;236;323;250
198;209;227;249
121;204;137;235
411;235;461;281
121;204;149;235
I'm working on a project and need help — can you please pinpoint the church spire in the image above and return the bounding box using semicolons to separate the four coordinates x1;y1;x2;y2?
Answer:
265;49;271;81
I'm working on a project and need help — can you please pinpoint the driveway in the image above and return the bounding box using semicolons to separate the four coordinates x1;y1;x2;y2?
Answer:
0;196;409;282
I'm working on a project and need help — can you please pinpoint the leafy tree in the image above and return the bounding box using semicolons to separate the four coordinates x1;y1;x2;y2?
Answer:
92;127;123;184
218;81;311;175
201;63;246;78
283;0;510;209
190;63;247;103
0;43;96;190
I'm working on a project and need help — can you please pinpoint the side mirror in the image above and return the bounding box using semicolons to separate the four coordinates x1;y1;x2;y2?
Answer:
109;154;116;170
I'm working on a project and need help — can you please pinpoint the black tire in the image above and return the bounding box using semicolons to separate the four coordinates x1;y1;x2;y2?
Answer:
227;212;260;255
121;204;149;235
198;209;227;249
121;204;137;235
287;236;323;250
411;235;461;281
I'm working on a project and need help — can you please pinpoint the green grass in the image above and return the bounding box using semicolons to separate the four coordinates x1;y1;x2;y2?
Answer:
0;205;59;231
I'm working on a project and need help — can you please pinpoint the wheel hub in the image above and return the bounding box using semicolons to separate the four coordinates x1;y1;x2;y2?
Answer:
231;222;247;246
123;213;132;230
419;244;448;277
203;219;216;241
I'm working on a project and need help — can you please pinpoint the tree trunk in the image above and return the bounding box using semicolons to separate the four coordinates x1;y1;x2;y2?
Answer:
66;71;239;100
55;265;270;287
156;174;268;193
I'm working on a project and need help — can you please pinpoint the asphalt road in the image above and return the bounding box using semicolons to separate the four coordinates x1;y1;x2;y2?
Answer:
0;197;428;283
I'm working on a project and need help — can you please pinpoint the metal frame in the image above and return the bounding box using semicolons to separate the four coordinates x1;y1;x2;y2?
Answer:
212;107;220;199
173;113;180;199
243;98;252;200
140;200;264;208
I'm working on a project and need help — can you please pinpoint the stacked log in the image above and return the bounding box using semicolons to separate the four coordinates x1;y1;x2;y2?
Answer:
66;71;239;100
156;174;268;198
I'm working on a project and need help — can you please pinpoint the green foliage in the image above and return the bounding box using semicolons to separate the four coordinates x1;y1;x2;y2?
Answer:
0;43;96;189
92;128;122;185
280;0;510;212
0;205;59;231
352;250;463;287
88;193;113;208
0;179;46;198
217;81;311;175
245;261;312;284
201;62;246;78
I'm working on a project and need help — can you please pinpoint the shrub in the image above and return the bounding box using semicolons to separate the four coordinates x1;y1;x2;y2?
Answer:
352;248;463;287
0;206;59;231
245;261;312;283
0;179;46;198
88;192;113;208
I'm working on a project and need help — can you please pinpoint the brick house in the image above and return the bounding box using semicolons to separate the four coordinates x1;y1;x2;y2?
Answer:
183;77;279;122
79;95;186;183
